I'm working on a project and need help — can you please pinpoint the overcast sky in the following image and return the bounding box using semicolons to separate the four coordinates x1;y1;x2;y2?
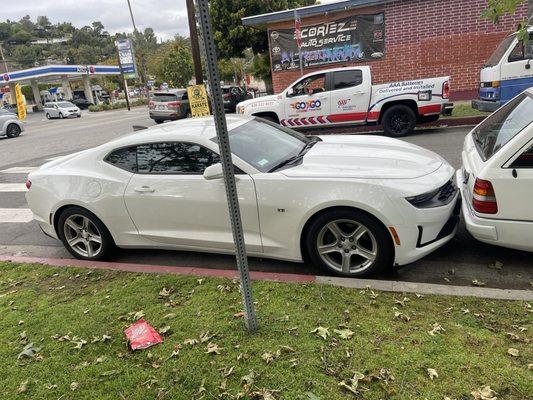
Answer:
5;0;339;41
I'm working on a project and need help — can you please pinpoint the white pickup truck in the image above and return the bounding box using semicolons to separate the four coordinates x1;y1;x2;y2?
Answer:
237;66;453;137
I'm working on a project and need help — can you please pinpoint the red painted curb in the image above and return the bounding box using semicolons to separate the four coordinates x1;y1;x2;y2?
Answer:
0;255;315;283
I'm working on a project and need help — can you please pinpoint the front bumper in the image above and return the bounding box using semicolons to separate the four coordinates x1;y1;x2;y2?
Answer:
472;99;500;113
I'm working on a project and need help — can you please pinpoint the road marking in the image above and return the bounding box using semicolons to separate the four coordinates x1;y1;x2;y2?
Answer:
0;183;27;192
0;208;33;223
0;167;38;174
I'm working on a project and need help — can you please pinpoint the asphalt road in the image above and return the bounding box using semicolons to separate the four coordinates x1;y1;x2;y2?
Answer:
0;109;531;290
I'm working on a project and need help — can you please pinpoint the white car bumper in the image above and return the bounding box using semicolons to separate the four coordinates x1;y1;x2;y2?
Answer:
457;170;533;252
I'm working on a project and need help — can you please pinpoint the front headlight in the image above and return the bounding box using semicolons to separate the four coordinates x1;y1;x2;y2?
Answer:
405;188;440;208
237;106;245;114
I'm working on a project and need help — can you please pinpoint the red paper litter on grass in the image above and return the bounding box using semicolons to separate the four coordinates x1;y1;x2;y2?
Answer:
124;319;163;350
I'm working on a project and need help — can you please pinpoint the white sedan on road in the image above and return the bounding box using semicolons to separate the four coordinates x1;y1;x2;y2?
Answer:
458;89;533;252
26;116;459;277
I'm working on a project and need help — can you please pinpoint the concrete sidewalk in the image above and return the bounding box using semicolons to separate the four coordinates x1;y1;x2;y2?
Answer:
1;255;531;301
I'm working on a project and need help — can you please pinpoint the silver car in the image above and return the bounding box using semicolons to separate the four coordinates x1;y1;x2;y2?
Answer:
0;108;24;139
44;101;81;119
148;89;191;124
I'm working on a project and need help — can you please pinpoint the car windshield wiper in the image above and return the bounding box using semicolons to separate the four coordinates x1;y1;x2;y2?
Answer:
269;137;322;172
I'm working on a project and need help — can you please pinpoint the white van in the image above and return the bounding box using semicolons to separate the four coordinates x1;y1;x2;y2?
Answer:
473;28;533;112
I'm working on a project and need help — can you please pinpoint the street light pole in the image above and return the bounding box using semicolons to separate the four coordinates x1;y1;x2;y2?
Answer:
186;0;204;84
125;0;147;85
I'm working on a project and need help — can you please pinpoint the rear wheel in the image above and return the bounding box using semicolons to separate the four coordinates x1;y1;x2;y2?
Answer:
382;105;416;137
59;112;64;119
57;207;115;261
154;119;165;124
6;123;21;138
46;113;51;120
305;209;394;278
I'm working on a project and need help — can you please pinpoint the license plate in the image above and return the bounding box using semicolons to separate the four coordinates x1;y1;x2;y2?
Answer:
157;105;166;110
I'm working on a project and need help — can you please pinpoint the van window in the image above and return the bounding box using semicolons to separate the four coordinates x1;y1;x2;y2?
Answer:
485;34;516;67
472;92;533;161
508;33;533;62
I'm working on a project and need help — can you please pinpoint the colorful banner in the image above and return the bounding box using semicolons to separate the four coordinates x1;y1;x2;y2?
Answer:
269;13;385;72
14;83;26;120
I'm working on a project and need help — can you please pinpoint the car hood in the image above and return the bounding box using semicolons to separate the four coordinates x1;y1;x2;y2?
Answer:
280;135;444;179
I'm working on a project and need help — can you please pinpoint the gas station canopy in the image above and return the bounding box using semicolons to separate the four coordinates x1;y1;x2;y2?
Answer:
0;64;120;109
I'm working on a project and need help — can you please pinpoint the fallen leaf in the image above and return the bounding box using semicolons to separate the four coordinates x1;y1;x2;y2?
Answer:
427;368;438;380
158;325;171;335
471;385;497;400
163;313;176;319
311;326;330;340
488;261;503;270
334;328;354;340
17;380;29;393
262;352;274;364
70;382;79;391
428;323;445;336
234;311;245;318
394;311;411;322
472;279;486;287
250;388;280;399
184;338;199;346
206;342;222;355
200;331;215;343
158;288;172;298
17;343;42;360
95;356;107;364
507;348;519;357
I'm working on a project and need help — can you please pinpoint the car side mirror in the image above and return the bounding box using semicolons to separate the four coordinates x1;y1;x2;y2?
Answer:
203;163;224;180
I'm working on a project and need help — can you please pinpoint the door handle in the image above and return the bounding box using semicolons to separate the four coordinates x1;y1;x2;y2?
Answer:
134;185;155;193
353;91;364;96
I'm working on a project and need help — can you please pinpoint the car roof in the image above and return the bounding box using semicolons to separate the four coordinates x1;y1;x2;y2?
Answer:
154;89;186;94
101;115;254;149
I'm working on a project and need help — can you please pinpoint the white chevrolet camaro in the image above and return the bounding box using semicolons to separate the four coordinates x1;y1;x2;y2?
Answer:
26;116;460;277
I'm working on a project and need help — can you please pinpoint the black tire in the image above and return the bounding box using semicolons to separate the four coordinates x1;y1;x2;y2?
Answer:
6;123;21;138
305;209;394;278
382;105;416;137
57;206;115;261
77;114;81;118
59;113;64;119
154;119;165;124
46;113;51;120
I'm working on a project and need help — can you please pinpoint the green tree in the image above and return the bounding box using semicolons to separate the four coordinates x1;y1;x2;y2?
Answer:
210;0;316;59
484;0;532;42
161;40;193;87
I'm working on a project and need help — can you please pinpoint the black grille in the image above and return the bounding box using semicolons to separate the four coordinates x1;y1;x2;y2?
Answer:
437;180;457;204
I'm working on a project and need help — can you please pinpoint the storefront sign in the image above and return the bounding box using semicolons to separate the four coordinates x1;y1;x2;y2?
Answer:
115;39;138;80
187;84;210;117
269;13;385;71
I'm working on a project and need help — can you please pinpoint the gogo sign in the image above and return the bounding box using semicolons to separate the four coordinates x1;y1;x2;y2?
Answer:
291;99;321;111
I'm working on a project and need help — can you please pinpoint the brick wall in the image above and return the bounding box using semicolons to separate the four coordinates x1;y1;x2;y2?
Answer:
268;0;527;100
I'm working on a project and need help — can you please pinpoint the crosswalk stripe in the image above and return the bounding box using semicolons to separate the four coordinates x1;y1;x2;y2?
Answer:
0;167;38;174
0;208;33;223
0;183;27;192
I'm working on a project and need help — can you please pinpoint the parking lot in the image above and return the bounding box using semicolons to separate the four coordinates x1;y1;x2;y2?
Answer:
0;108;531;290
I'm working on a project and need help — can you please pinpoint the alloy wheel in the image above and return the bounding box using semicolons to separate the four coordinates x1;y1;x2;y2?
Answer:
316;219;378;274
390;111;410;134
63;214;103;258
6;124;21;138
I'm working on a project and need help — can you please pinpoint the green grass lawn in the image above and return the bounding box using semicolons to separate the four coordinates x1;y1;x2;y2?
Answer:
449;103;491;119
0;262;531;400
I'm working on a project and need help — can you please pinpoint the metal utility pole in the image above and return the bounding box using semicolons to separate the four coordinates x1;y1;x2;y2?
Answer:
187;0;204;84
0;43;9;73
126;0;147;85
196;0;258;332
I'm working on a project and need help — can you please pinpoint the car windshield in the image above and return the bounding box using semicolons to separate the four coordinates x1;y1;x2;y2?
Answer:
472;92;533;161
219;119;312;172
485;34;516;67
58;102;75;108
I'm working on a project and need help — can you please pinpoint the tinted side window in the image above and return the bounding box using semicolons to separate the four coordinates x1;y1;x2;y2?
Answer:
510;144;533;168
137;142;220;174
333;70;363;90
104;146;137;172
508;33;533;62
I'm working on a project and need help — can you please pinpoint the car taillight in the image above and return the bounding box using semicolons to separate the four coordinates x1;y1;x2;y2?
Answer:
442;81;450;99
25;180;31;190
167;101;181;108
472;178;497;214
